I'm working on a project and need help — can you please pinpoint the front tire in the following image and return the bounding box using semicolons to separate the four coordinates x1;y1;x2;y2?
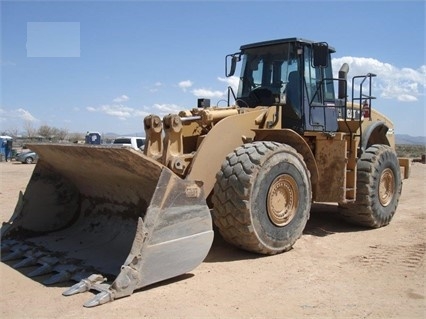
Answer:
212;141;311;255
339;144;402;228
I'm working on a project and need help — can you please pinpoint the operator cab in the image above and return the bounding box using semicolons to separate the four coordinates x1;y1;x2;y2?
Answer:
226;38;340;133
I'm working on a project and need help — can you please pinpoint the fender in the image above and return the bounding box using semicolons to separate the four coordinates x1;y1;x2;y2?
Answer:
361;121;390;153
187;109;267;196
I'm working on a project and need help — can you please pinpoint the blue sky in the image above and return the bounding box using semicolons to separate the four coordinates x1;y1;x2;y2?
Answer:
1;0;425;137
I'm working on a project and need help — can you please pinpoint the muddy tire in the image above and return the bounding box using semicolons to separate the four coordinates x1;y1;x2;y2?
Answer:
212;141;311;255
339;144;402;228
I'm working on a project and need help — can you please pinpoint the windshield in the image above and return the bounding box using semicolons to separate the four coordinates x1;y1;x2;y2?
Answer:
237;43;298;101
113;138;131;144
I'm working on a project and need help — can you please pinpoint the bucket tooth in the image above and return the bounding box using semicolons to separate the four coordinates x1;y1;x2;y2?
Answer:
62;281;89;296
2;248;28;261
14;256;38;269
27;256;59;277
44;264;81;285
0;239;18;253
1;245;10;254
28;264;54;277
44;271;72;285
62;274;106;296
13;251;45;268
83;290;113;308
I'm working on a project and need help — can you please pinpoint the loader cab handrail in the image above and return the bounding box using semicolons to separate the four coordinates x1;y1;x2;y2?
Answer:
308;77;347;109
351;73;376;120
227;86;237;106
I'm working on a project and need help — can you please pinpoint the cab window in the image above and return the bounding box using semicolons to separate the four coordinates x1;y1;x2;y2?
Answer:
303;47;335;104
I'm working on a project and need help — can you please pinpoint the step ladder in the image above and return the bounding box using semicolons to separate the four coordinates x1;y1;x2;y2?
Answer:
344;136;358;202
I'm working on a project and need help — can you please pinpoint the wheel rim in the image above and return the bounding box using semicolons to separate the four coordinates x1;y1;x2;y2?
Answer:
379;168;395;207
267;174;299;227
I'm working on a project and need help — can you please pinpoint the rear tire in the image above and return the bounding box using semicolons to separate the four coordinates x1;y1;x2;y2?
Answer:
25;157;33;164
339;144;402;228
212;141;311;255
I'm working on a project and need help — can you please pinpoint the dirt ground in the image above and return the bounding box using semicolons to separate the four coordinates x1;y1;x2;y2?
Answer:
0;161;424;318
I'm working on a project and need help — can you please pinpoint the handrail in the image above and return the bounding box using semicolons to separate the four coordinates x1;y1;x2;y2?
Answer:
351;73;376;156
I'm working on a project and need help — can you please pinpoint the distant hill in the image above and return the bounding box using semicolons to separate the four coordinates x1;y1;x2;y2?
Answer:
395;134;426;145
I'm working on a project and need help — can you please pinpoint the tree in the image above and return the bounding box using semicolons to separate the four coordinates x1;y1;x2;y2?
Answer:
55;128;69;141
23;121;37;138
68;132;84;143
6;127;20;138
0;127;19;138
38;125;54;139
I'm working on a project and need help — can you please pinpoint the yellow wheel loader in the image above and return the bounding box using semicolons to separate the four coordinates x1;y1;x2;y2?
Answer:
1;38;410;307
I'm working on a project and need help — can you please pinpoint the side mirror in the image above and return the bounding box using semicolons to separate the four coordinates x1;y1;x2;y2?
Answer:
226;53;241;77
313;42;329;67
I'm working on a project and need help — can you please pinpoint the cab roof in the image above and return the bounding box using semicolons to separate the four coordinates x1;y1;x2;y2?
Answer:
240;37;336;53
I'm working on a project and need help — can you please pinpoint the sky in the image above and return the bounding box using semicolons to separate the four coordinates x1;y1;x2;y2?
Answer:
0;0;425;137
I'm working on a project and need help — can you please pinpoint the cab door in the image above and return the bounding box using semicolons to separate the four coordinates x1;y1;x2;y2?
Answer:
302;44;338;132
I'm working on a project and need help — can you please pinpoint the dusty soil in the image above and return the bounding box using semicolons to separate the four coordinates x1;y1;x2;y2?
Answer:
0;161;424;318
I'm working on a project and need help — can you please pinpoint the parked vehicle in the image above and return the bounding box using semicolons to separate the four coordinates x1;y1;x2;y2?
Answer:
15;151;38;164
85;132;102;145
112;136;145;150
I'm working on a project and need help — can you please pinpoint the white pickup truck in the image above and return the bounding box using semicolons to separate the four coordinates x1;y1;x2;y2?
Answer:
112;136;145;151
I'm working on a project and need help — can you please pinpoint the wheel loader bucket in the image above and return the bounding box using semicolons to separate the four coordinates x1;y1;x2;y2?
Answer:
1;144;213;307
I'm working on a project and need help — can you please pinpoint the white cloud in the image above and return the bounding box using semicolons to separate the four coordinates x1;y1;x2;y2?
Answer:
191;88;225;99
113;95;129;103
151;103;182;115
87;96;138;120
398;95;418;102
0;107;38;128
0;107;39;122
332;57;426;102
144;82;163;93
86;93;183;121
17;108;38;122
178;80;193;92
186;76;239;102
149;83;162;93
87;104;134;120
218;76;239;92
